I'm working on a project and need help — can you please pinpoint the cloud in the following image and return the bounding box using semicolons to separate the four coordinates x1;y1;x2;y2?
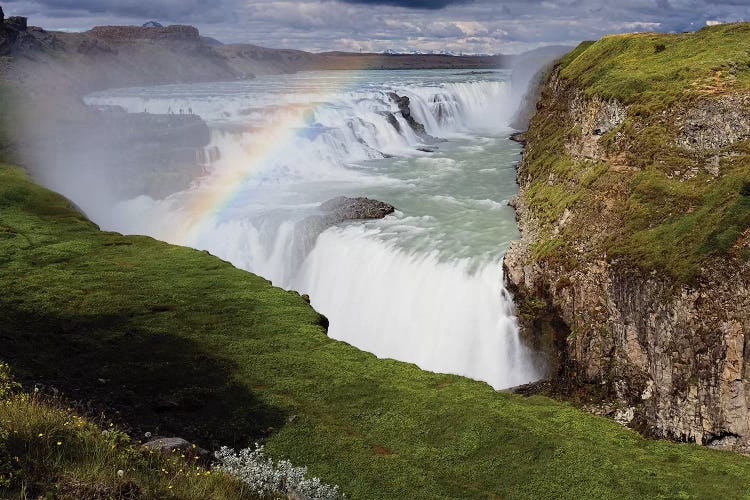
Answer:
3;0;750;53
5;0;234;22
340;0;473;8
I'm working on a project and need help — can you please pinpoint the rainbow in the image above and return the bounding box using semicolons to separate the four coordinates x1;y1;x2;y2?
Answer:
165;70;373;245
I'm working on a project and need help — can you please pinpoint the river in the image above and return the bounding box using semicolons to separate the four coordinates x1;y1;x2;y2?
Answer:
85;68;542;389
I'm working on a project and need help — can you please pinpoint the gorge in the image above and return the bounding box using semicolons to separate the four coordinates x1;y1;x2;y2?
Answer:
4;7;750;499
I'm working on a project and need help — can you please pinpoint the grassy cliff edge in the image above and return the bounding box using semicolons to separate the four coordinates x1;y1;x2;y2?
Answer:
4;164;750;498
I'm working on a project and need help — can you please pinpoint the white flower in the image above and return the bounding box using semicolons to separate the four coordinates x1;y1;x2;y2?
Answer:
213;445;343;499
144;432;152;439
117;469;125;478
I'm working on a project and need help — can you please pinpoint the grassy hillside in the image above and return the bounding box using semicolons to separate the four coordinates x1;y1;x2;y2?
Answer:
523;23;750;281
4;165;750;498
0;364;253;498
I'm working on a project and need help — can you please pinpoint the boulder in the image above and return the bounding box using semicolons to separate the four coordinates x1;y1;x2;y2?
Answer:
319;196;395;220
143;437;210;459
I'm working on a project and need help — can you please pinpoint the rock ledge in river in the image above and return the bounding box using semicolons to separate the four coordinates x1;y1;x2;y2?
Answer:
320;196;395;221
293;197;396;262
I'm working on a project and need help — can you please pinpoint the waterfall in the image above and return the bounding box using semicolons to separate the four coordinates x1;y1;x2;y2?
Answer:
86;71;543;389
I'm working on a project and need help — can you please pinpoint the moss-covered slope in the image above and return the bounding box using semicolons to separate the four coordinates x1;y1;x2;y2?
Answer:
5;165;750;498
520;23;750;281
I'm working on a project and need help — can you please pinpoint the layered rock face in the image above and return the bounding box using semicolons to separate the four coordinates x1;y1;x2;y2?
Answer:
22;107;212;200
0;13;42;56
505;60;750;450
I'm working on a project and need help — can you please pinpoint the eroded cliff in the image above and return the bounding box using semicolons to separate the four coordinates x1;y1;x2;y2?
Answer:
505;24;750;451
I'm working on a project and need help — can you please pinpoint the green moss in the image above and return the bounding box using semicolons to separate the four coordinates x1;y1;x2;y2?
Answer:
522;24;750;282
5;165;750;498
560;24;750;107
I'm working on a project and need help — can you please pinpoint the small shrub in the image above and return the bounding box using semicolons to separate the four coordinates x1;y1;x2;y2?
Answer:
214;445;343;499
655;44;666;53
740;181;750;196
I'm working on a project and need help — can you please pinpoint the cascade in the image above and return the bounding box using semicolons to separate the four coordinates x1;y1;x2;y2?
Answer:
85;71;542;389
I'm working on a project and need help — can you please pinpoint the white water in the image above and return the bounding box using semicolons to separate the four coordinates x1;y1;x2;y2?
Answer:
85;69;542;389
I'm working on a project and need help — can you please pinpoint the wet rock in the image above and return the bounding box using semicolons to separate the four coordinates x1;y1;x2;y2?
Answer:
293;197;395;264
319;196;395;220
387;92;439;143
383;111;401;132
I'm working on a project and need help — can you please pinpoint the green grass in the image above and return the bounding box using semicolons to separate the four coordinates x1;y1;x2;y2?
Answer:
5;165;750;498
0;363;253;499
0;82;21;163
560;23;750;106
521;23;750;281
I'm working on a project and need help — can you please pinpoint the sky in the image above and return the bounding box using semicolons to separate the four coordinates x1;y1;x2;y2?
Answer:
3;0;750;54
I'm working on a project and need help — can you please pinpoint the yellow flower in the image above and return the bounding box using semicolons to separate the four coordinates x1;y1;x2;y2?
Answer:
57;441;62;446
37;433;44;437
168;485;173;489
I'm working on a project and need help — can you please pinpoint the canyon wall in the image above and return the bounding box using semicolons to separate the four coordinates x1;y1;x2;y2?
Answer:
505;26;750;451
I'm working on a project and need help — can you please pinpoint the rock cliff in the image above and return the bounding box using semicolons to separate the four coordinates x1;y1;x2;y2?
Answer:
505;25;750;451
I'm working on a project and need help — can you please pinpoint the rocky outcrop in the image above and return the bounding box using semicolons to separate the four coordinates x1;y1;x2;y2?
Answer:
22;107;212;200
302;197;395;238
676;93;750;151
0;10;20;56
294;197;395;261
320;196;395;220
505;65;750;452
88;25;201;42
387;92;439;143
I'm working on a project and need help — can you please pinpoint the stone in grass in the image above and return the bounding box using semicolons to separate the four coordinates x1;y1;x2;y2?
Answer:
143;437;210;460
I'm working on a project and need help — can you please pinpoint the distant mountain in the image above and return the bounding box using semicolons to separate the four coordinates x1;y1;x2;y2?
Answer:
2;17;512;94
381;48;495;57
201;36;223;46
